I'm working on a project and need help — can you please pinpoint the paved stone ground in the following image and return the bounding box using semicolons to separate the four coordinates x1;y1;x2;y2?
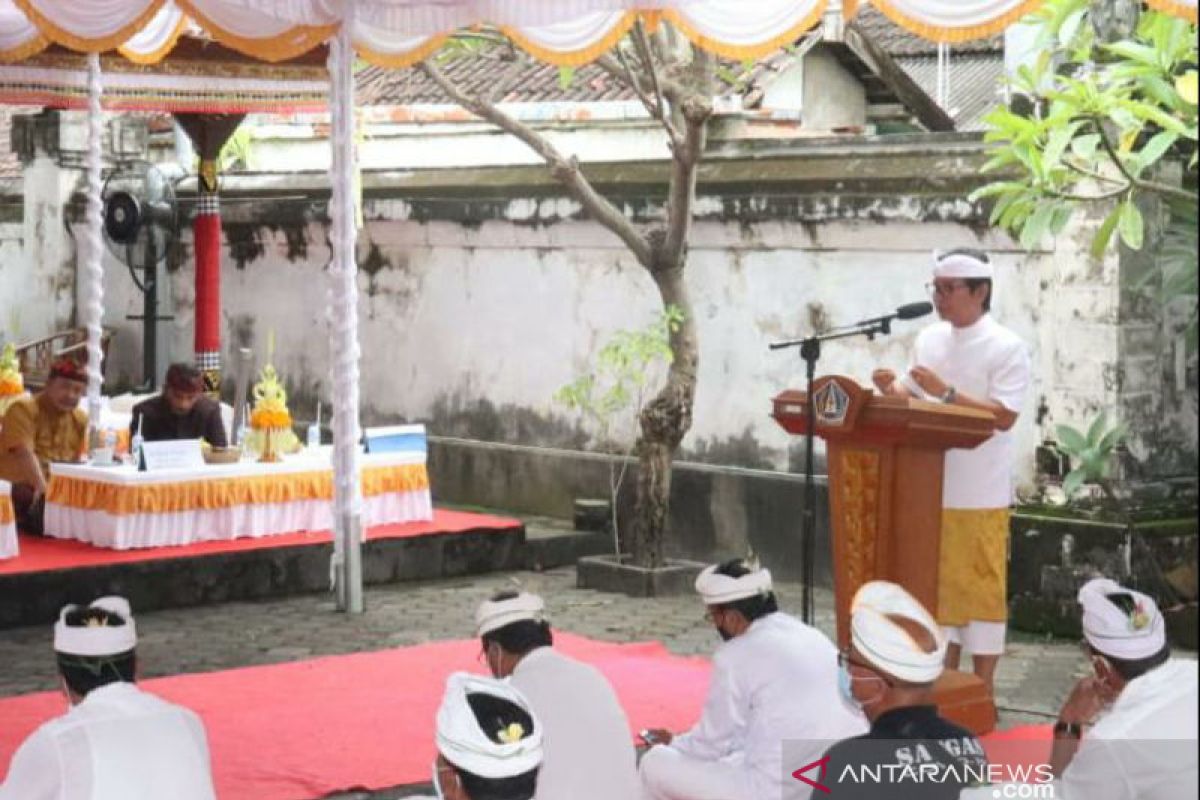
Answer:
0;565;1124;798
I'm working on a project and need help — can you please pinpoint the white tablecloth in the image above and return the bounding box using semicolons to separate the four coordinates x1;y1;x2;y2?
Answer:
44;448;433;550
0;479;17;559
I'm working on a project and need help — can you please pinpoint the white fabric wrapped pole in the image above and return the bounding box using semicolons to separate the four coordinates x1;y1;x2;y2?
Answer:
82;52;105;424
326;16;364;614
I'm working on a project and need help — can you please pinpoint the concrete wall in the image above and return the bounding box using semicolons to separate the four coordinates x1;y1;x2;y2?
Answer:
0;156;77;345
798;49;867;130
427;436;832;581
61;136;1197;492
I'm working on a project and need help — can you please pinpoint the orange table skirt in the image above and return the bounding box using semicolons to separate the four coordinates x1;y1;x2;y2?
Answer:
47;463;430;517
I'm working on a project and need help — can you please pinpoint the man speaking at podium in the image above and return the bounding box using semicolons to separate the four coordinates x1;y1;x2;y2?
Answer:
871;248;1030;694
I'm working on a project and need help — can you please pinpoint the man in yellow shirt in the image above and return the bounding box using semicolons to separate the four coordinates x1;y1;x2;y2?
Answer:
0;358;88;534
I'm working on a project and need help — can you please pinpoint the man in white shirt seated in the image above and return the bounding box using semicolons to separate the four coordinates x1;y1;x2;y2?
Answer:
412;672;543;800
475;589;639;800
0;596;217;800
1047;577;1198;800
639;558;868;800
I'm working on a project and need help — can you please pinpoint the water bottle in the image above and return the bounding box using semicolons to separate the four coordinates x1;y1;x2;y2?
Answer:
130;416;144;470
306;401;322;450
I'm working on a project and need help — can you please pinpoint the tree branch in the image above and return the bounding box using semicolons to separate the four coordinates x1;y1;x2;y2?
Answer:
419;58;653;266
633;20;667;123
596;51;684;150
661;51;713;265
1094;116;1197;203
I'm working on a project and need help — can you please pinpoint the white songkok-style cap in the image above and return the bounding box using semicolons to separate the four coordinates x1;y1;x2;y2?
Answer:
475;592;546;637
933;250;994;280
1079;577;1166;660
435;672;544;780
695;562;773;605
850;581;946;684
54;596;137;657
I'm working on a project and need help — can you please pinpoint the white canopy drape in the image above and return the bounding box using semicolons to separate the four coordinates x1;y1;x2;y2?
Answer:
11;0;1167;67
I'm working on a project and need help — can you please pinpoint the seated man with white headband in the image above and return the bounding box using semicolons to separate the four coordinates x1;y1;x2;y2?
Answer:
872;248;1031;693
411;672;543;800
0;597;217;800
820;581;988;798
1047;577;1197;800
475;589;638;800
639;558;866;800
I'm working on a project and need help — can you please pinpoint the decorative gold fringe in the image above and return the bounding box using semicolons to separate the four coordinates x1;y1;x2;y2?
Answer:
1146;0;1198;23
355;34;449;69
661;2;828;61
12;0;165;53
869;0;1045;43
175;0;334;64
118;13;187;65
0;32;49;63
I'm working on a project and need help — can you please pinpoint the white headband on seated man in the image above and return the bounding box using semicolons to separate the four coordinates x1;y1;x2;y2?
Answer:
695;562;773;605
475;591;546;638
850;581;946;684
54;596;137;657
436;672;543;780
933;250;994;280
1079;577;1165;661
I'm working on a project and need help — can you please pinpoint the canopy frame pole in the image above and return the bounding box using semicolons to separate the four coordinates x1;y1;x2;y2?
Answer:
82;53;105;427
327;18;364;614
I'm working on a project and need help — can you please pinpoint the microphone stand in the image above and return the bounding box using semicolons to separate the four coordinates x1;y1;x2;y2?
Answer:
769;314;899;625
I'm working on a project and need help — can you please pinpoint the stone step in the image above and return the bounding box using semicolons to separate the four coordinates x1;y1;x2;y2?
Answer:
522;517;613;572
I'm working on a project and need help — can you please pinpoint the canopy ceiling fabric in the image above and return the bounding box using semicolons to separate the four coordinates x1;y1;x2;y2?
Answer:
11;0;1168;70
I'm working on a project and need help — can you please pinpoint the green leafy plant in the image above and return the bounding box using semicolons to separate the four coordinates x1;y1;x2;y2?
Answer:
971;0;1197;256
555;306;684;552
1055;412;1129;498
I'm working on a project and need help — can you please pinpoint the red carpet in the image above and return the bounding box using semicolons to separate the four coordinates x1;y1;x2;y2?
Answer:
0;508;520;576
0;634;711;799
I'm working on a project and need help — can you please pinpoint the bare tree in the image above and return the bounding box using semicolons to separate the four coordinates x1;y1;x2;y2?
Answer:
420;23;719;568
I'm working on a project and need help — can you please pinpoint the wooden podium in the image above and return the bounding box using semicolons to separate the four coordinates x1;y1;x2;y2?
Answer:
772;375;998;734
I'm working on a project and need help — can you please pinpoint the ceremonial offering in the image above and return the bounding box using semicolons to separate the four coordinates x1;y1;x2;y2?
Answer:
0;343;24;416
245;337;301;463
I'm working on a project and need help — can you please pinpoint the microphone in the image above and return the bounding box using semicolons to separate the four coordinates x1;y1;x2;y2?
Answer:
896;301;933;320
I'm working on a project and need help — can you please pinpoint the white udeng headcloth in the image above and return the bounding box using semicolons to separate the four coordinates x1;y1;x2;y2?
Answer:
850;581;946;684
933;250;994;280
695;563;773;605
475;592;546;637
435;672;543;780
54;596;137;657
1079;577;1166;660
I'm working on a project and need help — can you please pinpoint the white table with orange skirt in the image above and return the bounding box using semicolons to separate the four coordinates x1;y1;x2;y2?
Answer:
0;480;17;559
42;448;433;550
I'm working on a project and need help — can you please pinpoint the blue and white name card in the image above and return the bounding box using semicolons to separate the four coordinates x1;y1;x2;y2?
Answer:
363;424;427;455
140;439;206;472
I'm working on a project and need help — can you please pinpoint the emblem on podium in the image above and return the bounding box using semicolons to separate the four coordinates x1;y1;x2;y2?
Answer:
814;380;851;426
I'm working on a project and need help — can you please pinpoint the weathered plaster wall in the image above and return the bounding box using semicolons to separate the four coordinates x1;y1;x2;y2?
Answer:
0;156;77;344
93;183;1058;491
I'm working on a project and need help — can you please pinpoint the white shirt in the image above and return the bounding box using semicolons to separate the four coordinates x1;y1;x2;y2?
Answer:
911;314;1030;509
1058;659;1198;800
510;646;638;800
0;682;217;800
671;612;868;799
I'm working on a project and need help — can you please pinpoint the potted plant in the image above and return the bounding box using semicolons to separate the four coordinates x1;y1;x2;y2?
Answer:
556;307;705;596
1008;413;1197;647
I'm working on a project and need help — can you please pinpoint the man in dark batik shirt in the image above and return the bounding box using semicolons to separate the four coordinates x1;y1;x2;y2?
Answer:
131;363;227;447
821;581;989;799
